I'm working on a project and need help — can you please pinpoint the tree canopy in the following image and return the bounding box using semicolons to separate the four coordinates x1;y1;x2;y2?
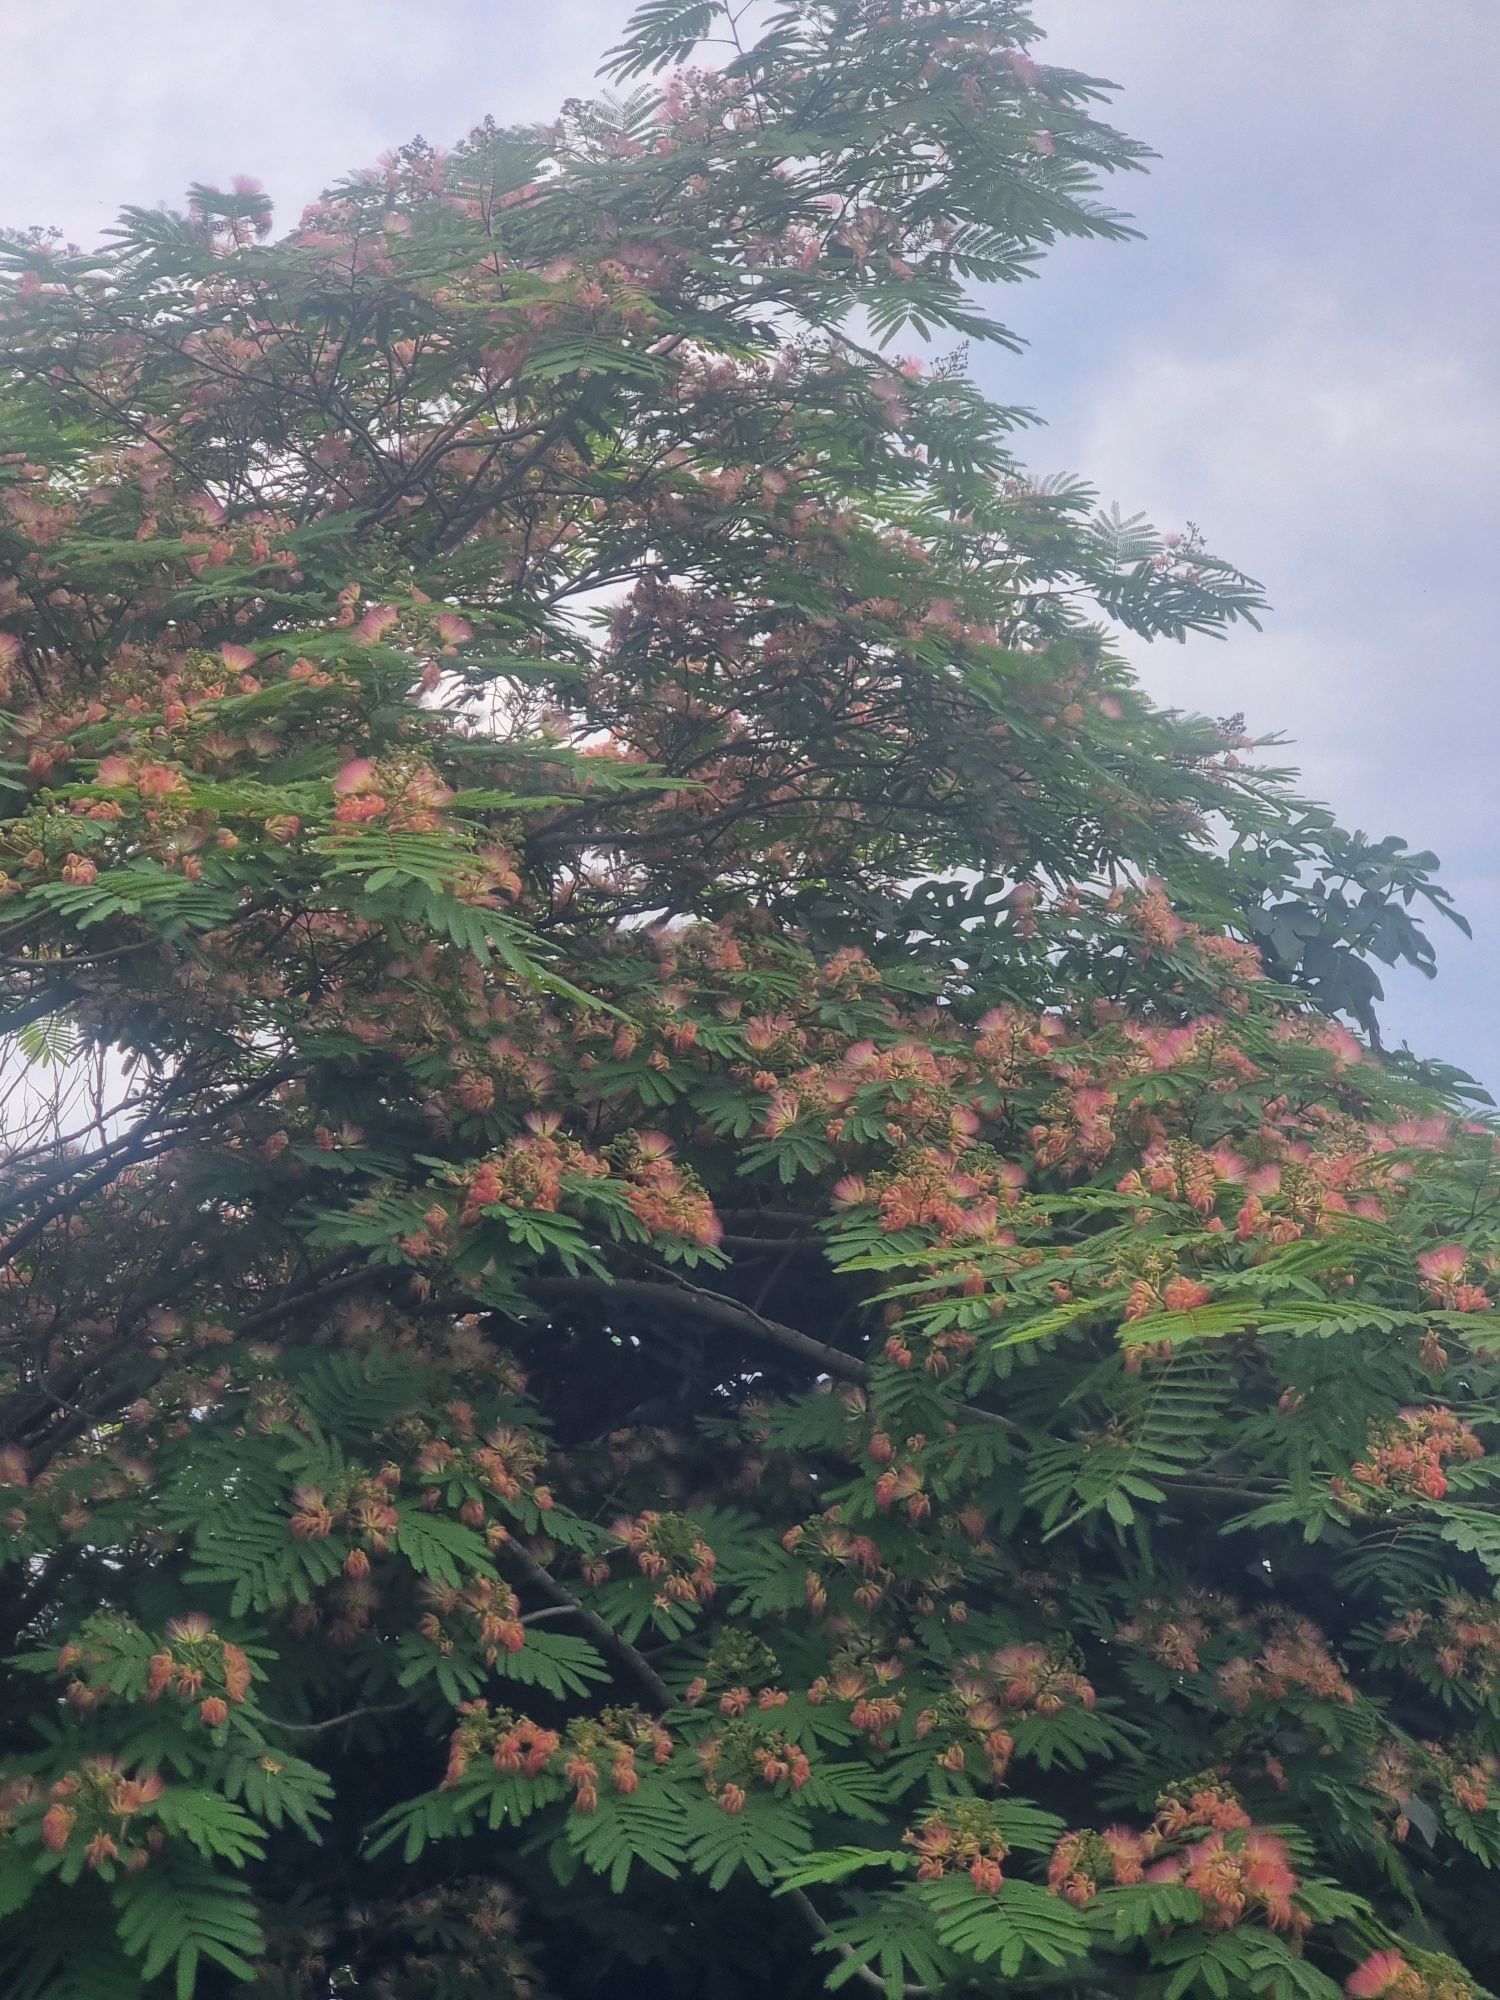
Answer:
0;5;1495;1998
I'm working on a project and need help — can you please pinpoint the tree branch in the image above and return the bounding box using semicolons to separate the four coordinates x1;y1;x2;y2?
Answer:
0;984;82;1033
0;1064;296;1261
786;1887;931;1998
262;1697;418;1736
529;1273;869;1383
497;1534;672;1710
527;1272;1018;1430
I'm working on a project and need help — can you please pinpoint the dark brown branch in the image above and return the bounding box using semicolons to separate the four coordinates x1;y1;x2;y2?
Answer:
0;1261;384;1451
0;1064;296;1263
497;1534;672;1710
236;1262;381;1335
0;984;83;1033
529;1273;869;1384
0;1117;173;1262
528;1272;1019;1431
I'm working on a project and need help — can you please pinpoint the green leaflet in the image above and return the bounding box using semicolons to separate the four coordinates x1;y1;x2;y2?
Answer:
113;1858;264;1997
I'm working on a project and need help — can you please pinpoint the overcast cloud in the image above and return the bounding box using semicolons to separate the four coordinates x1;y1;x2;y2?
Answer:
3;1;1494;1084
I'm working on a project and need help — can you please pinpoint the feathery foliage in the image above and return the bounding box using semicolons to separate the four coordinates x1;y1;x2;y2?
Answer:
0;4;1492;1997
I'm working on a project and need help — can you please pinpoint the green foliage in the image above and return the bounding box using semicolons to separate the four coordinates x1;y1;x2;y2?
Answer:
0;3;1492;1997
113;1860;264;1997
921;1876;1092;1972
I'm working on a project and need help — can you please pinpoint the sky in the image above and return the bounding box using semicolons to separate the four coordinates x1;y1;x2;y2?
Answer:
2;0;1495;1085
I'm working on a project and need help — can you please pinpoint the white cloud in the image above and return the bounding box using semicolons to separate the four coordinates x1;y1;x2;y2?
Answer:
1053;286;1499;803
1075;300;1499;553
1048;289;1499;1079
0;0;632;243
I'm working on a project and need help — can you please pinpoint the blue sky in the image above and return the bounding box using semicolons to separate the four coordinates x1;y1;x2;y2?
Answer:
3;1;1495;1083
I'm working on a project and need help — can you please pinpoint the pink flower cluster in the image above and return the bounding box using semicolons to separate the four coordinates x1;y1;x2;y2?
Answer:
1348;1406;1484;1503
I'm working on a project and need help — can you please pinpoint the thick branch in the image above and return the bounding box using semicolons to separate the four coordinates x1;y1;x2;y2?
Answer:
528;1272;1018;1431
237;1261;381;1336
0;984;83;1033
529;1273;868;1383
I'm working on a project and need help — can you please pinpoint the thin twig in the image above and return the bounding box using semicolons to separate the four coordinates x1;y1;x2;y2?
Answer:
786;1887;931;1998
262;1697;417;1736
498;1534;672;1709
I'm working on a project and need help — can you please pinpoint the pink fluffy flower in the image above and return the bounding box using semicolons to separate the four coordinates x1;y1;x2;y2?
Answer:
434;612;473;648
355;603;400;644
1346;1951;1407;1999
1418;1244;1468;1288
333;758;379;796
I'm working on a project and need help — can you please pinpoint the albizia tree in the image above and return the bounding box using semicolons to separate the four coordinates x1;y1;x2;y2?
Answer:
0;4;1495;1997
